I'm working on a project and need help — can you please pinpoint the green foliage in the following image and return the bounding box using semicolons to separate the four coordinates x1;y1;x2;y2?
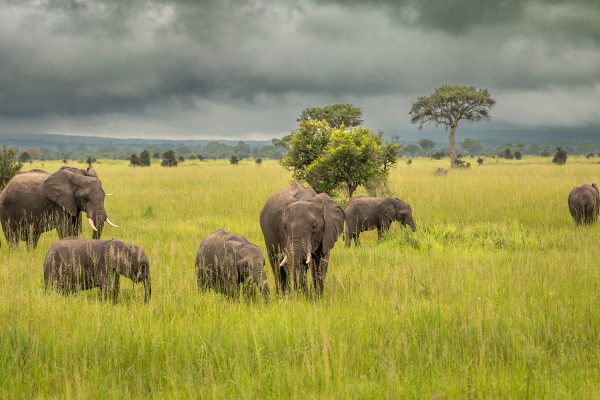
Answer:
230;154;240;165
305;126;386;198
0;145;23;190
297;103;363;128
139;150;151;167
161;150;178;167
255;158;263;166
514;151;523;160
129;153;139;167
552;147;568;165
281;120;388;198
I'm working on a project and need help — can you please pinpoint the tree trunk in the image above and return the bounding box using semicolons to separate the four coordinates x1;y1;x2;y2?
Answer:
449;126;457;167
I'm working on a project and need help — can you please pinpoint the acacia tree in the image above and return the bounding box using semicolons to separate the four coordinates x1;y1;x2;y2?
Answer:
410;85;495;167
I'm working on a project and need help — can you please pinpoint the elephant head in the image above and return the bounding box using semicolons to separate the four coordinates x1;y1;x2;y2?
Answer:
280;193;344;280
44;167;118;239
381;198;416;231
106;241;151;302
232;248;270;299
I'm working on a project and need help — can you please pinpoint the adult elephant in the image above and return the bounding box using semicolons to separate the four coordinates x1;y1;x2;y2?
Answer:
260;182;344;295
0;166;118;248
568;183;599;225
44;237;151;303
344;196;415;247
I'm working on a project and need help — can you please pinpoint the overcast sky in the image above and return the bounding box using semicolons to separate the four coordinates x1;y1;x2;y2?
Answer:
0;0;599;140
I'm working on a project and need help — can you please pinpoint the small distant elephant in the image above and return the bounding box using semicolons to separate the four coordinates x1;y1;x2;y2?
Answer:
196;229;270;299
344;196;416;246
568;183;599;225
44;237;151;302
260;182;344;295
0;166;118;248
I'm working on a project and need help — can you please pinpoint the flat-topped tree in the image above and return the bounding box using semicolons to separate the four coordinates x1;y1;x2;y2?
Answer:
410;85;495;167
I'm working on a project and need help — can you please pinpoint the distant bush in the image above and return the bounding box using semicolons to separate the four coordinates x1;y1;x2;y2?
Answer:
161;150;178;167
230;154;240;165
514;151;522;160
255;158;262;166
552;147;568;165
477;157;484;166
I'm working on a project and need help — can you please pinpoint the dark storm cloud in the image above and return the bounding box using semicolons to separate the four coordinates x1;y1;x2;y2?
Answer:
0;0;598;137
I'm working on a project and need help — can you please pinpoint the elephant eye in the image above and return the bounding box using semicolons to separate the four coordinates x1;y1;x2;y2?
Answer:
312;223;317;230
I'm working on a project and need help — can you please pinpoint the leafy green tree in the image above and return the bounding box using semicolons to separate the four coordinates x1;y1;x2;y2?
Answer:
514;151;523;160
139;150;151;166
380;141;400;173
418;139;435;155
305;126;385;198
460;138;486;155
234;141;251;159
255;158;263;166
410;85;495;167
0;145;23;190
297;103;363;128
18;151;31;163
280;120;331;182
230;154;240;165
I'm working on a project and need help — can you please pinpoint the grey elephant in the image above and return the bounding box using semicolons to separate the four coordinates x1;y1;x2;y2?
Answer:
344;196;416;246
44;237;151;302
568;183;599;225
0;166;118;248
260;182;344;295
195;229;269;299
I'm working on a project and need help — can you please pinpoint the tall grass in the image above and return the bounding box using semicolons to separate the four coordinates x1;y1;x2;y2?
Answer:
1;157;600;398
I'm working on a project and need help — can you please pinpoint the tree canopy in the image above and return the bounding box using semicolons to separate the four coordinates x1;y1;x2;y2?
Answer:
297;103;363;128
281;120;392;198
410;85;495;166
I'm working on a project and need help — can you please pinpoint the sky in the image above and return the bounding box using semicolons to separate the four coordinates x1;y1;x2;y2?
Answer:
0;0;599;140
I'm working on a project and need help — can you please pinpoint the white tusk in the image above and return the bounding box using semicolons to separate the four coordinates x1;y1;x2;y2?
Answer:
105;193;113;196
88;218;98;232
306;252;312;265
106;218;119;228
279;255;288;267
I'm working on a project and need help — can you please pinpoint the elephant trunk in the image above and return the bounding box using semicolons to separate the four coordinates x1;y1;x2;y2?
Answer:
289;240;309;270
143;276;151;303
406;216;416;232
88;209;107;239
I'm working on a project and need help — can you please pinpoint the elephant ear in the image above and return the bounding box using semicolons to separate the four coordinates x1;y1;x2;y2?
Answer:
314;193;344;252
377;199;395;220
86;167;98;178
592;183;598;193
44;169;78;216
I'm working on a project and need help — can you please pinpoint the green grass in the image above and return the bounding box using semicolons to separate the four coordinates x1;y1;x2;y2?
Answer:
1;157;600;398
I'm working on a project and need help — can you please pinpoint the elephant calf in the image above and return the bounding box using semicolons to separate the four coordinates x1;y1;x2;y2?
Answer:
44;237;151;302
568;184;599;225
196;229;269;299
344;196;415;246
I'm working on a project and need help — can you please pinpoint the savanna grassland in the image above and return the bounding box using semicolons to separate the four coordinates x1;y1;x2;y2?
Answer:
1;157;600;399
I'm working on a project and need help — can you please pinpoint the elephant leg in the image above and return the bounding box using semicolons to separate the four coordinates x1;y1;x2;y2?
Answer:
3;222;19;248
312;255;328;296
377;221;390;241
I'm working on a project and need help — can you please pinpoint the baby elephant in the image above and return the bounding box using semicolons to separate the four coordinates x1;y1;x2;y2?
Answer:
345;196;415;246
44;237;151;302
568;183;599;225
196;229;269;299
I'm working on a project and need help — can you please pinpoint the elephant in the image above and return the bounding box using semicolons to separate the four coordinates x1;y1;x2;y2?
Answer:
0;166;118;248
344;196;415;246
44;237;151;302
568;183;599;225
195;228;269;299
259;182;344;295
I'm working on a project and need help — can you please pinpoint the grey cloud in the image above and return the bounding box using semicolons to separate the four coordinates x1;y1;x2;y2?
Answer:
0;0;598;138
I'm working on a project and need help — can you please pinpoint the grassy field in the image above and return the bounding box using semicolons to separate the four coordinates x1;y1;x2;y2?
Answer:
1;157;600;398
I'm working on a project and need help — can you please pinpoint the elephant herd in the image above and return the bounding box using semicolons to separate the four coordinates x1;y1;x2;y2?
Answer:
2;165;594;303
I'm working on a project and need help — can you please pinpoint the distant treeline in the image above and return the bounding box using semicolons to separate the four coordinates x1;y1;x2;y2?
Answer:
13;140;286;161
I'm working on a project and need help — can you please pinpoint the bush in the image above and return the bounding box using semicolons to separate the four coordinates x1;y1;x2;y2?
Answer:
552;147;568;165
161;150;178;167
230;155;240;165
514;151;522;160
0;145;23;190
